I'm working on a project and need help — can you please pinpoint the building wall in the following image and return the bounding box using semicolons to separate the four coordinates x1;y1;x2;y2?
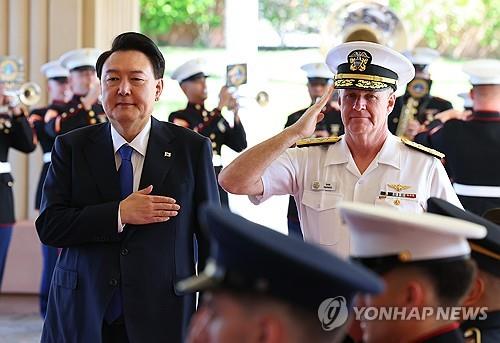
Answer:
1;0;139;293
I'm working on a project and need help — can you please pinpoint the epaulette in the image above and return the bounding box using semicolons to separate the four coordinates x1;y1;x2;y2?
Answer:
401;137;445;159
464;327;481;343
296;136;341;148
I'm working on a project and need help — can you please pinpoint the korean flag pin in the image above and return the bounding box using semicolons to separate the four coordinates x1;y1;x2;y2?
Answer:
164;151;171;158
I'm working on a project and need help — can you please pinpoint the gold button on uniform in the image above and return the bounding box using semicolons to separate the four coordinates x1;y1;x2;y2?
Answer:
209;133;216;139
393;199;401;206
90;118;97;124
89;110;95;117
69;108;75;113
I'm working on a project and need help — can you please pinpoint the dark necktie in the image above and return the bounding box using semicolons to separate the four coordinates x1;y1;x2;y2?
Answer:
104;144;133;323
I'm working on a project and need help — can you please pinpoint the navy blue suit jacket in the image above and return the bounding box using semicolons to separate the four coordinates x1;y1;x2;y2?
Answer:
36;117;220;342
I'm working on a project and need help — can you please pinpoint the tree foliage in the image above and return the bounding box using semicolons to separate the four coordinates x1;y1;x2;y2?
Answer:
140;0;221;42
260;0;499;57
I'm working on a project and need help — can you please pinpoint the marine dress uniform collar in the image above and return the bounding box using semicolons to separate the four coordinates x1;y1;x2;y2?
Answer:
324;133;400;170
186;102;205;113
467;110;500;121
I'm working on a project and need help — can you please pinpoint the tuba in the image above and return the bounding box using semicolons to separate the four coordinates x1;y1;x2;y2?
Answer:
321;0;408;53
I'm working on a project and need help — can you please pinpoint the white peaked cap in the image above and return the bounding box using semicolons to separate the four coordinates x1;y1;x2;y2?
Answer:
59;48;101;71
171;58;208;83
463;59;500;86
339;202;486;261
40;61;69;79
300;62;334;79
326;41;415;91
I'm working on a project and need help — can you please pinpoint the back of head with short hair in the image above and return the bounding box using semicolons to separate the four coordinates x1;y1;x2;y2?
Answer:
95;32;165;80
405;259;477;307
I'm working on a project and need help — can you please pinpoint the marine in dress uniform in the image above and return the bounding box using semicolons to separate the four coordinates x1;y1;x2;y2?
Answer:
340;202;486;343
284;62;344;239
29;60;69;318
220;41;462;257
0;82;36;287
44;48;106;138
178;205;383;343
388;48;453;141
427;198;500;343
169;59;247;206
418;59;500;216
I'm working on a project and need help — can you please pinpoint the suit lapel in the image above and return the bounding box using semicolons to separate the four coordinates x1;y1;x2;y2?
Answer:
83;122;121;201
139;117;176;193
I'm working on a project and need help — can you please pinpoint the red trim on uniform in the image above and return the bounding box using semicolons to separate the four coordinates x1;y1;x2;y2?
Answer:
55;116;61;133
411;322;460;343
467;116;500;122
428;125;443;136
29;114;43;123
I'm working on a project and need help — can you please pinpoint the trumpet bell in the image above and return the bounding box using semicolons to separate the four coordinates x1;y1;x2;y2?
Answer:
19;82;41;106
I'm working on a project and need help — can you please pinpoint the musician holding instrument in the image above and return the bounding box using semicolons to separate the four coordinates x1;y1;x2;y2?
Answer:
388;48;453;141
0;58;37;287
169;59;247;207
29;60;70;318
44;48;106;138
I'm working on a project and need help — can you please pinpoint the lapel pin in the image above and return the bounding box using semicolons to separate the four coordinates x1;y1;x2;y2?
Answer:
164;152;171;158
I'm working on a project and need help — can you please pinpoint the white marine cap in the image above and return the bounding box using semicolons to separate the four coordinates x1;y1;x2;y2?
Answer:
300;62;334;80
171;58;208;83
408;47;440;67
462;59;500;86
339;202;486;263
40;61;69;79
59;48;101;71
326;41;414;91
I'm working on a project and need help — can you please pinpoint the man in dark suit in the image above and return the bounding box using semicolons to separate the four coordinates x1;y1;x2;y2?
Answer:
36;32;219;343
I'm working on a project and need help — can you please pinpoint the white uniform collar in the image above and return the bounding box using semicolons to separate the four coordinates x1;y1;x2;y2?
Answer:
110;117;151;157
325;133;400;170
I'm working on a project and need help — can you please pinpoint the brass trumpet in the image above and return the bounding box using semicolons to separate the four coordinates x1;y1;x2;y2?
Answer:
4;82;41;106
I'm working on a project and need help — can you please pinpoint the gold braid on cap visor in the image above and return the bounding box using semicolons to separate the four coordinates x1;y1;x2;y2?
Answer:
334;73;397;90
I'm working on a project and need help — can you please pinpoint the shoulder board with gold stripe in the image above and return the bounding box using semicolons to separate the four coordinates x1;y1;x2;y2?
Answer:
401;137;445;159
296;136;341;148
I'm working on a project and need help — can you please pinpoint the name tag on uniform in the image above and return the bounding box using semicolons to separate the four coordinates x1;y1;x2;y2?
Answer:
312;180;337;191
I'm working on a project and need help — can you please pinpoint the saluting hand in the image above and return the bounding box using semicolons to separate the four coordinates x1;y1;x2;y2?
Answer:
288;84;335;139
120;185;180;225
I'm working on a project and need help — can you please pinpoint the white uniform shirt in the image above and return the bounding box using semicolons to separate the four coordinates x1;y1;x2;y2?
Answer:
249;134;461;257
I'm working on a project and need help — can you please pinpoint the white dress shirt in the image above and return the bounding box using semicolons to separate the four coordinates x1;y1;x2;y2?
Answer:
111;118;151;231
249;133;462;257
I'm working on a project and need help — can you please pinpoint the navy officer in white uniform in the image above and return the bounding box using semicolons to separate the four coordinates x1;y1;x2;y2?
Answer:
219;41;461;257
